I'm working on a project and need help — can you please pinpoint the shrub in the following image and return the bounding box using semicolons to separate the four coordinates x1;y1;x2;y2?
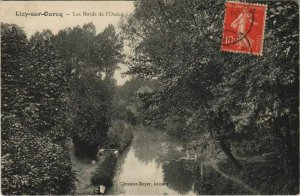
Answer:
71;75;112;158
106;120;133;151
1;125;75;195
91;153;117;187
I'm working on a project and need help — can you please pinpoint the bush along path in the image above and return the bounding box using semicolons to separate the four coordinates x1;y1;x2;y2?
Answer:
90;121;133;194
91;153;118;193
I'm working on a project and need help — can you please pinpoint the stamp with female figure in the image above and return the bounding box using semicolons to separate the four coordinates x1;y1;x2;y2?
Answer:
221;1;267;55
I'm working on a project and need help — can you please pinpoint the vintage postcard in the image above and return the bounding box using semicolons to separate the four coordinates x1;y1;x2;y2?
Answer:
1;0;299;195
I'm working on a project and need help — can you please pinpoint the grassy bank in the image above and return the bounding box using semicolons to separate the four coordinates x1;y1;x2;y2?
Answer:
216;155;299;194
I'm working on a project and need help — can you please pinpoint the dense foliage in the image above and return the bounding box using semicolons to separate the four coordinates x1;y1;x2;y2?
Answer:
51;23;123;157
106;120;133;151
112;77;159;125
1;23;75;194
121;0;299;193
1;22;123;194
91;153;117;186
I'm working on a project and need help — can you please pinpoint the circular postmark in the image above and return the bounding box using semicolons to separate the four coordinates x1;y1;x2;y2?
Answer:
194;1;266;55
222;4;257;53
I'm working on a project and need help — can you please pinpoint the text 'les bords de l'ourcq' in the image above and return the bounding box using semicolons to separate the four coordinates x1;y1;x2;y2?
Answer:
16;11;125;18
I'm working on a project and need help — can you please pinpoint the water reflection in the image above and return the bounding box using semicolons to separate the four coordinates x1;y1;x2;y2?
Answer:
132;130;184;164
162;160;197;194
107;128;196;195
131;131;162;164
107;128;258;195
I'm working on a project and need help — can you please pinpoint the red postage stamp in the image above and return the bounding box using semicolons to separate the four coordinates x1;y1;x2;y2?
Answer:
221;1;267;55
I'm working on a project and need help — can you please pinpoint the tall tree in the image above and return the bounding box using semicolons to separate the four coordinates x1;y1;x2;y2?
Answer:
52;23;123;157
121;0;298;178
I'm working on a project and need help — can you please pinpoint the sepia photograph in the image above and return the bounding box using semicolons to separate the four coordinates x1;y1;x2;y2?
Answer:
1;0;299;195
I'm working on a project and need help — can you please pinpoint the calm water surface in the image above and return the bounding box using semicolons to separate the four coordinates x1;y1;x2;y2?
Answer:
106;128;197;195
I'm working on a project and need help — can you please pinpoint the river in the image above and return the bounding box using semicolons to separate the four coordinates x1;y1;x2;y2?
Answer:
70;126;254;195
106;128;198;195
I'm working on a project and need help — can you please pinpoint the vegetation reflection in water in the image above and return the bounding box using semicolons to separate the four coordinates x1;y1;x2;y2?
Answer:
107;128;197;195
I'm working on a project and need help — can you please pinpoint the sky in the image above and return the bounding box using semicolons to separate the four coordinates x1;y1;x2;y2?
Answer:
0;1;135;85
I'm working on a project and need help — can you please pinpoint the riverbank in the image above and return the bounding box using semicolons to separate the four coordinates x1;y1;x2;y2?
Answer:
70;120;133;194
70;125;295;195
216;155;298;194
195;153;298;195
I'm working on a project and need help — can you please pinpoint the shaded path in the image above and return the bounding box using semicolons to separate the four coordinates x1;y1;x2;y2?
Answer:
68;140;98;194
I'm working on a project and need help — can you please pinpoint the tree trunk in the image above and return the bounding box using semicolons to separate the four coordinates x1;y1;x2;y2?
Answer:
219;139;243;170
